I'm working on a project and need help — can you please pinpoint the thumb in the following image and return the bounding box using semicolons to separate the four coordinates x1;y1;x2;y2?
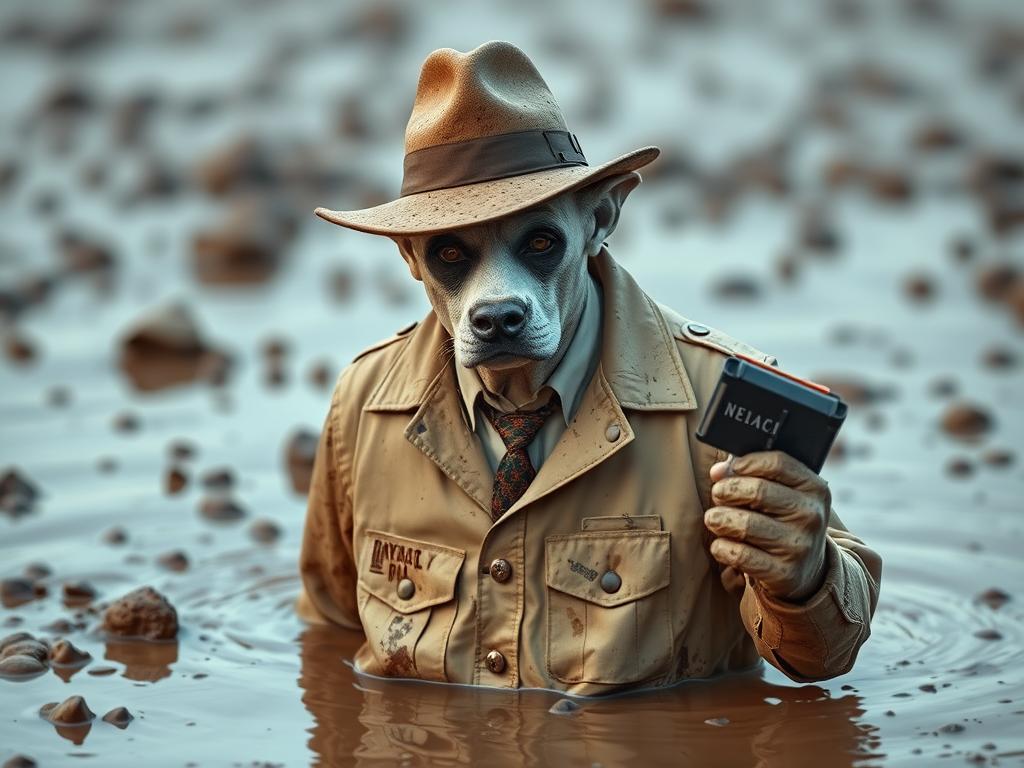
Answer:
709;454;736;482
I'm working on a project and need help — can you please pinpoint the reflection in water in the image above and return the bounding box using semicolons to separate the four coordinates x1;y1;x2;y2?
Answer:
104;638;178;682
298;625;879;767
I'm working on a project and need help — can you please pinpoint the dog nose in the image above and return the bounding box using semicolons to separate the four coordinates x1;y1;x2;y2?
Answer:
469;299;528;341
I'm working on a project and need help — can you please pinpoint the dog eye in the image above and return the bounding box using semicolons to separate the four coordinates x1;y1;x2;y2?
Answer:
527;234;554;252
437;245;464;263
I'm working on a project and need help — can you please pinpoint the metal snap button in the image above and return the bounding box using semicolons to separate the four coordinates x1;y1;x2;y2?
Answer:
485;649;507;674
605;424;621;442
396;578;416;600
489;558;512;583
600;570;622;594
686;322;710;337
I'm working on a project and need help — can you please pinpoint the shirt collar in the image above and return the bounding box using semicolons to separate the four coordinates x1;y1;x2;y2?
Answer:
455;273;603;430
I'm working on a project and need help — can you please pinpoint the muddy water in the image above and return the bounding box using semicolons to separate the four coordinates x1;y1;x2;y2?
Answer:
2;0;1024;765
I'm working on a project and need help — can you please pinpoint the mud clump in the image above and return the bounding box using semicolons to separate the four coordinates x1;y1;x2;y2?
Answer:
3;755;37;768
102;586;178;641
191;197;297;286
118;302;232;392
102;706;134;728
940;402;994;441
284;428;319;494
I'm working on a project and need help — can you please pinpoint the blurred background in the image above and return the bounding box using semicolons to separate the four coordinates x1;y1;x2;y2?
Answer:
1;0;1023;765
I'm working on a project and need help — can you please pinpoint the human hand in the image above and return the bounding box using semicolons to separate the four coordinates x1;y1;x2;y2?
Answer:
705;450;830;602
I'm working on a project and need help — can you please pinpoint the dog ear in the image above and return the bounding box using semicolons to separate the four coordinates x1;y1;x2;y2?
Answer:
392;237;423;281
576;172;641;258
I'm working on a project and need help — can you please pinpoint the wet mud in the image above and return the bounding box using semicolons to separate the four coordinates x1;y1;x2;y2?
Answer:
2;0;1024;766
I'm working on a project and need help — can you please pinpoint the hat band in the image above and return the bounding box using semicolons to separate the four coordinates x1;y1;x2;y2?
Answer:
400;129;586;197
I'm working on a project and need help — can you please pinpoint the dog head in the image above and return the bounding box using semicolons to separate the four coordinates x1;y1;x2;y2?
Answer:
392;172;640;375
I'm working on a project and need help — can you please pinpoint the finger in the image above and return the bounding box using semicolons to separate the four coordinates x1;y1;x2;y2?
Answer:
709;538;783;582
729;450;826;493
709;454;735;482
704;506;795;549
710;475;814;518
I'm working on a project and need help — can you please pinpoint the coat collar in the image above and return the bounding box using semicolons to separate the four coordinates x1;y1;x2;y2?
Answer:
364;245;697;414
362;245;698;517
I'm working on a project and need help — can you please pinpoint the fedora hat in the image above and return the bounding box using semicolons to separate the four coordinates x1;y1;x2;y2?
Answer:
314;40;660;236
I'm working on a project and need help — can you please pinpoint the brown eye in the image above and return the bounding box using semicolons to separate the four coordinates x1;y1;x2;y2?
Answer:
528;235;552;252
438;245;463;263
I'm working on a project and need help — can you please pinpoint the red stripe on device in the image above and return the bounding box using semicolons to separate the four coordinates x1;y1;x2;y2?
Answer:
732;352;833;395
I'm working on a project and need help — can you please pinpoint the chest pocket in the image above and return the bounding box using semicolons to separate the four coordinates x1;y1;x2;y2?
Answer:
356;530;465;683
545;531;673;685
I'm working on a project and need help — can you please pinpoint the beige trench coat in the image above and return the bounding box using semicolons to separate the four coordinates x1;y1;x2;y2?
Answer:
297;246;882;695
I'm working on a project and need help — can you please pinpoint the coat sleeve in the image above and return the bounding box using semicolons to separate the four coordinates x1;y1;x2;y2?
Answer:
738;507;882;682
295;368;362;631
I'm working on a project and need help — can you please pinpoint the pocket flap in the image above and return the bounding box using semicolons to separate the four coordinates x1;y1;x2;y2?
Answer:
357;529;465;614
545;531;671;608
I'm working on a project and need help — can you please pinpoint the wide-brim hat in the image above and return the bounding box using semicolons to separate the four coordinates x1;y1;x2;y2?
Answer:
314;40;660;237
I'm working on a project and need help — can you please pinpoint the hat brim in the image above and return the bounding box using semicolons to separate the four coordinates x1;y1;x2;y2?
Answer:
314;146;660;237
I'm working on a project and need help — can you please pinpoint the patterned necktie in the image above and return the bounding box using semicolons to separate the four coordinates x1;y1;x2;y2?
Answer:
480;400;556;521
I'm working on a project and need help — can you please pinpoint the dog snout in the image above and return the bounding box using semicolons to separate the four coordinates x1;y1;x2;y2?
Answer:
468;298;528;341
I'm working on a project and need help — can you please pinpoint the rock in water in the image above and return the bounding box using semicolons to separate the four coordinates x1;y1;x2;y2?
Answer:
117;302;231;392
102;586;178;640
548;698;581;715
50;639;92;667
0;655;47;678
41;695;95;725
284;428;318;494
940;402;994;441
102;706;134;729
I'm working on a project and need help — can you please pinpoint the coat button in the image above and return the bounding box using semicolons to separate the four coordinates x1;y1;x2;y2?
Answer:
489;558;512;583
396;578;416;600
485;649;507;674
600;570;622;594
605;424;621;442
686;322;710;337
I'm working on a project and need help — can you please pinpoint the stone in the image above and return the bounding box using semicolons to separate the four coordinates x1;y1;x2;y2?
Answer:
102;586;178;640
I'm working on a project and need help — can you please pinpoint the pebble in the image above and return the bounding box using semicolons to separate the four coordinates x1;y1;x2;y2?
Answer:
1;638;49;663
975;263;1019;302
62;580;97;605
903;272;936;303
199;495;246;522
201;467;235;490
939;402;994;441
0;655;47;677
41;695;95;725
103;526;128;545
710;274;762;301
981;345;1017;370
0;468;40;517
974;588;1011;610
169;439;197;461
2;756;37;768
166;466;188;494
102;706;134;729
50;639;91;667
249;518;282;544
1;578;43;607
548;698;581;715
981;448;1014;468
285;429;319;494
102;586;179;640
112;411;141;433
973;629;1002;641
118;302;230;392
945;457;974;478
158;550;190;572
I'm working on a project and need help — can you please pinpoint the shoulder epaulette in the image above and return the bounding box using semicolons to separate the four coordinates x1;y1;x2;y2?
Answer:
660;305;778;367
351;320;419;363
